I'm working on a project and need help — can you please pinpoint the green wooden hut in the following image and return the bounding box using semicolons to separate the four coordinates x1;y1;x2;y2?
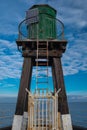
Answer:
26;4;57;39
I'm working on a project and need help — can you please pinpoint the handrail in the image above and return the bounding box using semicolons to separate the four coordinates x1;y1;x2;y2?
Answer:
18;15;65;40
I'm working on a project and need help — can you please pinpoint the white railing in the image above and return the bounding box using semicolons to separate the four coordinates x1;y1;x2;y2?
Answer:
26;88;61;130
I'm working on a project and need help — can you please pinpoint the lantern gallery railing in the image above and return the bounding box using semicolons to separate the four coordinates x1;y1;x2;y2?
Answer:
18;15;64;41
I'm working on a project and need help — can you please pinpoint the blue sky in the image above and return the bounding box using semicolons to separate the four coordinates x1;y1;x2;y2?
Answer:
0;0;87;101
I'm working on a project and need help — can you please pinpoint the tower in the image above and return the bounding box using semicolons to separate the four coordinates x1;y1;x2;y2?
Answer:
12;4;73;130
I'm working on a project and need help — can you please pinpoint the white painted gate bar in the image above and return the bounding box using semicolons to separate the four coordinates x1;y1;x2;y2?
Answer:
26;88;61;130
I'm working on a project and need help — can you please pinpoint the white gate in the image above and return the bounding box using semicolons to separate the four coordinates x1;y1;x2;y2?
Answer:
26;89;61;130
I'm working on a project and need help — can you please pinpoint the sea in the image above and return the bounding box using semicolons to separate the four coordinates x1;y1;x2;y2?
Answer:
0;97;87;128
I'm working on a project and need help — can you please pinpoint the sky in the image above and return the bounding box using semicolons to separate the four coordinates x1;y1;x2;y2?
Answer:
0;0;87;101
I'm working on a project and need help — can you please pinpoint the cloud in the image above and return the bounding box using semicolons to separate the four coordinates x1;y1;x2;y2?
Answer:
61;0;87;76
0;0;26;35
62;32;87;75
52;0;87;33
0;39;23;80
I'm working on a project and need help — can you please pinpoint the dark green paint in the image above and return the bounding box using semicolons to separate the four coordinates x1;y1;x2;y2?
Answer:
27;5;57;39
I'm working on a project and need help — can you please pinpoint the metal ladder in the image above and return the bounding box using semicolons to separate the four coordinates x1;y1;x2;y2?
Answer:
36;40;49;91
